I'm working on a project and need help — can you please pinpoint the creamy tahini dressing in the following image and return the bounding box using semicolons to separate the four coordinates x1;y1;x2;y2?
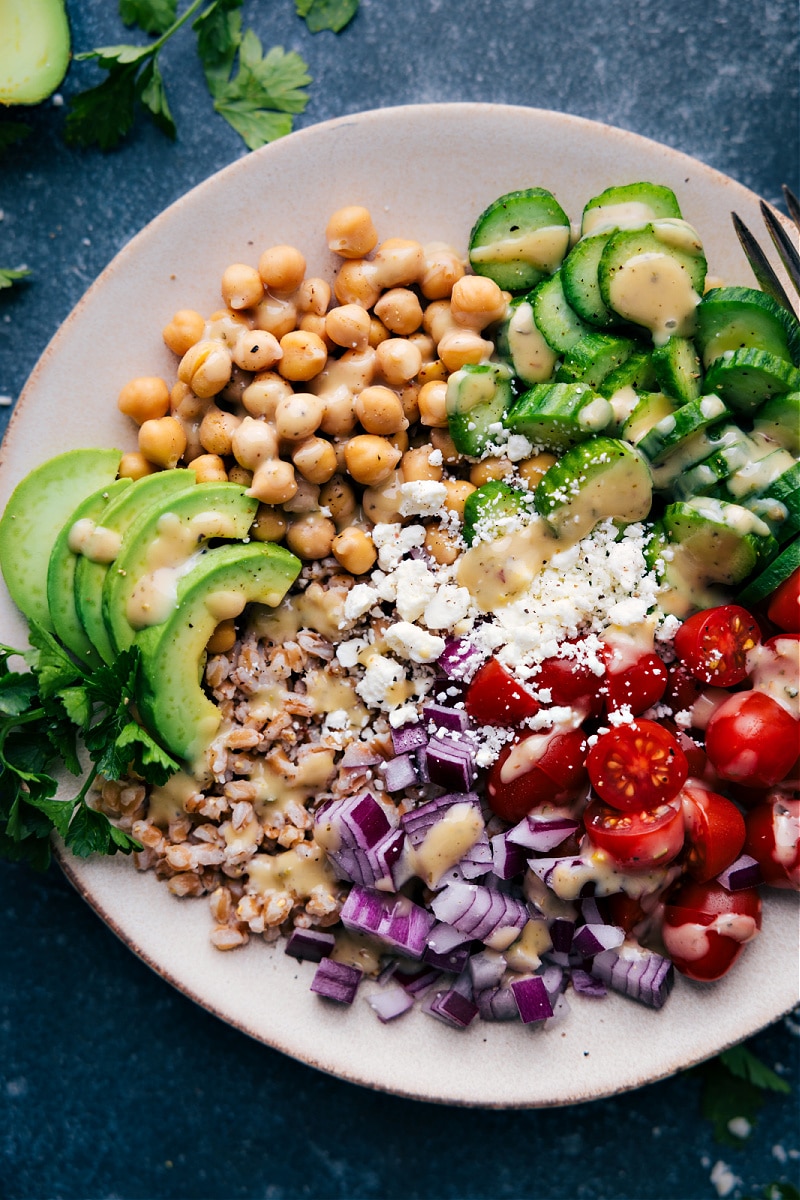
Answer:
471;224;570;271
126;551;205;628
68;518;122;563
665;913;759;961
773;801;800;879
245;843;337;899
581;201;657;236
606;252;701;345
410;802;484;887
457;516;558;611
507;302;557;381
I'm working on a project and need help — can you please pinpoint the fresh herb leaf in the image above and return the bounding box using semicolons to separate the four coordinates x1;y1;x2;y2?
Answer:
743;1185;800;1200
64;63;141;151
0;121;32;156
194;0;244;94
295;0;358;34
699;1043;793;1145
209;33;311;150
120;0;178;36
137;57;177;139
719;1045;791;1095
0;268;30;291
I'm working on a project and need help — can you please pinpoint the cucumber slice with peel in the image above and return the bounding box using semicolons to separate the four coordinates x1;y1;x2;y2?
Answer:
662;497;778;586
581;182;682;236
555;332;639;389
462;480;532;546
637;394;729;465
694;286;800;368
652;335;703;403
599;350;659;399
532;270;592;353
703;348;800;414
753;391;800;453
534;436;653;540
561;233;616;329
445;362;513;456
495;296;558;386
468;188;571;293
507;382;612;451
737;537;800;607
621;391;679;446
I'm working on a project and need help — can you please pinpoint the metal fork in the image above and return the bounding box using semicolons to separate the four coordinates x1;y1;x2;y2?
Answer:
731;184;800;313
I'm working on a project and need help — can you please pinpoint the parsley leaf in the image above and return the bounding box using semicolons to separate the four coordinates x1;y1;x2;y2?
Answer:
719;1045;791;1094
0;267;30;291
699;1043;792;1145
193;0;244;95
120;0;178;35
295;0;358;34
0;121;32;156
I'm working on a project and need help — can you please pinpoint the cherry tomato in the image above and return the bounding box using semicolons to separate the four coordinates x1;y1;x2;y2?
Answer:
658;718;711;779
705;690;800;789
530;642;603;714
662;879;762;981
679;782;746;883
584;797;685;870
487;728;588;823
743;795;800;890
599;893;647;933
664;661;706;716
673;604;761;687
603;648;668;715
586;719;689;811
767;564;800;633
464;657;540;726
748;634;800;720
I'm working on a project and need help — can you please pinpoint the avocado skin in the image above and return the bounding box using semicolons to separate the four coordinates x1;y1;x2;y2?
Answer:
136;542;301;764
0;0;71;106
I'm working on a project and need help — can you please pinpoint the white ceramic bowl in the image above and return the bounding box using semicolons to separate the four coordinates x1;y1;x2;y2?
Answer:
1;104;797;1107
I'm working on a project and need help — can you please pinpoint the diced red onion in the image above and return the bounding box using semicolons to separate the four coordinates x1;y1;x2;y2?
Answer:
401;791;481;845
590;944;674;1009
468;949;507;990
538;963;565;1001
316;791;395;852
571;923;626;957
424;986;479;1029
438;637;483;682
430;881;528;949
391;722;428;756
327;827;410;891
382;753;419;793
367;982;415;1023
459;829;493;880
425;736;477;791
490;832;528;880
423;702;469;732
510;975;554;1024
716;854;763;891
508;815;580;854
580;896;604;925
284;928;336;962
423;942;472;974
426;921;471;954
310;958;362;1004
548;917;575;954
527;855;595;896
394;962;443;995
476;985;520;1021
571;968;608;998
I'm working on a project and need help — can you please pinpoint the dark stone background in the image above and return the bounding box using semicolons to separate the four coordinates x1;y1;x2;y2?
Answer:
1;2;798;1197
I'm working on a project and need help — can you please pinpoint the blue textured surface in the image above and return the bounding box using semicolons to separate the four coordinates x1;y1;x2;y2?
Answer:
1;2;799;1198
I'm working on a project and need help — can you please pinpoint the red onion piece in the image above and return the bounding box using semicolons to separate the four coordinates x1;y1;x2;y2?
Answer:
340;886;435;958
548;918;575;954
430;881;528;949
508;815;581;853
423;702;469;732
382;753;419;793
572;923;626;957
401;791;481;846
460;829;493;880
367;982;415;1023
580;896;604;925
284;928;336;962
310;958;362;1004
571;968;608;998
426;921;472;954
438;637;483;682
315;791;394;852
425;986;479;1029
590;944;674;1009
510;975;554;1024
395;963;443;995
391;722;428;756
425;735;477;791
716;853;763;891
476;985;520;1021
490;832;528;880
423;942;473;974
468;949;507;990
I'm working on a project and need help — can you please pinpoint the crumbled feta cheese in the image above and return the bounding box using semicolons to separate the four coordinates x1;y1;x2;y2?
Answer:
427;447;443;466
398;480;448;517
384;621;445;664
505;433;535;461
336;637;367;669
356;654;406;707
393;560;438;622
423;583;473;630
344;584;380;622
726;1117;751;1139
372;523;427;570
389;703;420;729
324;709;350;730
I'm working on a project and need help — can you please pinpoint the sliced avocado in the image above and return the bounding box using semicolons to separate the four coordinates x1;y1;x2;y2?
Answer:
103;481;259;655
73;469;196;664
136;542;301;763
47;477;132;667
0;448;121;631
0;0;70;106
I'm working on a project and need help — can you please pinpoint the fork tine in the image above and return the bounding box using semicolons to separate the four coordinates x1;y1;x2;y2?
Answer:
782;184;800;232
760;199;800;296
731;211;796;312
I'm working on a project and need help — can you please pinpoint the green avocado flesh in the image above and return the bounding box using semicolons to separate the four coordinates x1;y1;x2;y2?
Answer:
102;481;258;655
0;0;71;105
136;542;301;763
0;448;121;631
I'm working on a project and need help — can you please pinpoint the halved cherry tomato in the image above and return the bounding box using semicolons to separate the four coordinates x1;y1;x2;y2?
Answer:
586;719;689;811
705;690;800;789
673;604;761;687
599;893;647;933
743;795;800;890
679;782;746;882
487;728;588;823
664;661;706;715
530;642;603;714
662;879;762;981
464;657;540;726
601;645;668;715
767;564;800;633
748;634;800;720
583;797;684;870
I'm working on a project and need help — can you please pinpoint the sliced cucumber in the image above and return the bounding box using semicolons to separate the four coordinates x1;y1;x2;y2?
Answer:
753;390;800;454
662;497;778;586
598;221;707;344
561;232;616;329
534;436;652;540
651;335;703;403
722;443;797;501
555;332;639;389
646;520;727;618
703;347;800;414
495;296;558;385
737;536;800;607
462;480;533;546
694;286;800;368
746;462;800;544
581;182;682;236
670;425;754;501
506;382;612;451
468;188;571;293
620;391;678;445
445;362;513;457
531;270;592;353
637;394;729;465
598;349;659;398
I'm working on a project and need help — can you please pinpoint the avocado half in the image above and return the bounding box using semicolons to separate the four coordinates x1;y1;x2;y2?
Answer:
0;0;71;106
136;541;301;764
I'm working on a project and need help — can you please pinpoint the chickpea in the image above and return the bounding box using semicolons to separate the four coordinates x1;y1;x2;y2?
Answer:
162;309;205;356
118;451;157;481
373;288;423;336
200;406;242;457
330;437;350;472
423;300;458;344
325;304;371;351
275;392;325;441
402;445;444;483
205;309;252;348
437;329;493;372
344;435;403;486
170;379;199;416
257;245;306;295
242;371;293;419
251;504;287;542
250;458;298;506
469;456;513;486
283;477;321;513
417;359;448;385
298;313;333;349
450;275;507;330
232;329;281;373
420;243;465;300
362;470;403;524
278;330;328;382
117;376;170;425
189;453;228;483
332;526;377;575
228;465;253;487
388;429;409;455
368;317;390;349
221;263;264;310
408;331;436;362
376;338;422;387
206;618;237;654
517;451;558;490
231;416;279;469
295;277;331;316
253;294;298;339
292;436;338;485
333;260;381;309
417;379;448;427
178;341;233;399
326;206;378;259
220;365;252;406
372;238;424;288
444;479;476;518
429;427;461;465
319;392;357;438
138;416;187;469
399;382;421;425
424;523;460;565
285;513;336;561
354;385;408;436
319;475;357;524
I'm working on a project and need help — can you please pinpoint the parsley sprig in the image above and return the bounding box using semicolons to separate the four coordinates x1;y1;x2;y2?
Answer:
0;623;180;871
699;1043;792;1145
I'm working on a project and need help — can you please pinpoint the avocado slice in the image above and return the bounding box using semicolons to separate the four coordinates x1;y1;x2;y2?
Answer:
136;542;301;764
47;477;132;667
102;481;259;655
73;469;197;665
0;0;70;105
0;448;121;631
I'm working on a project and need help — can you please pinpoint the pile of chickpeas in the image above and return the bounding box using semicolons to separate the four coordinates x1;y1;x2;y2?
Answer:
116;204;555;588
